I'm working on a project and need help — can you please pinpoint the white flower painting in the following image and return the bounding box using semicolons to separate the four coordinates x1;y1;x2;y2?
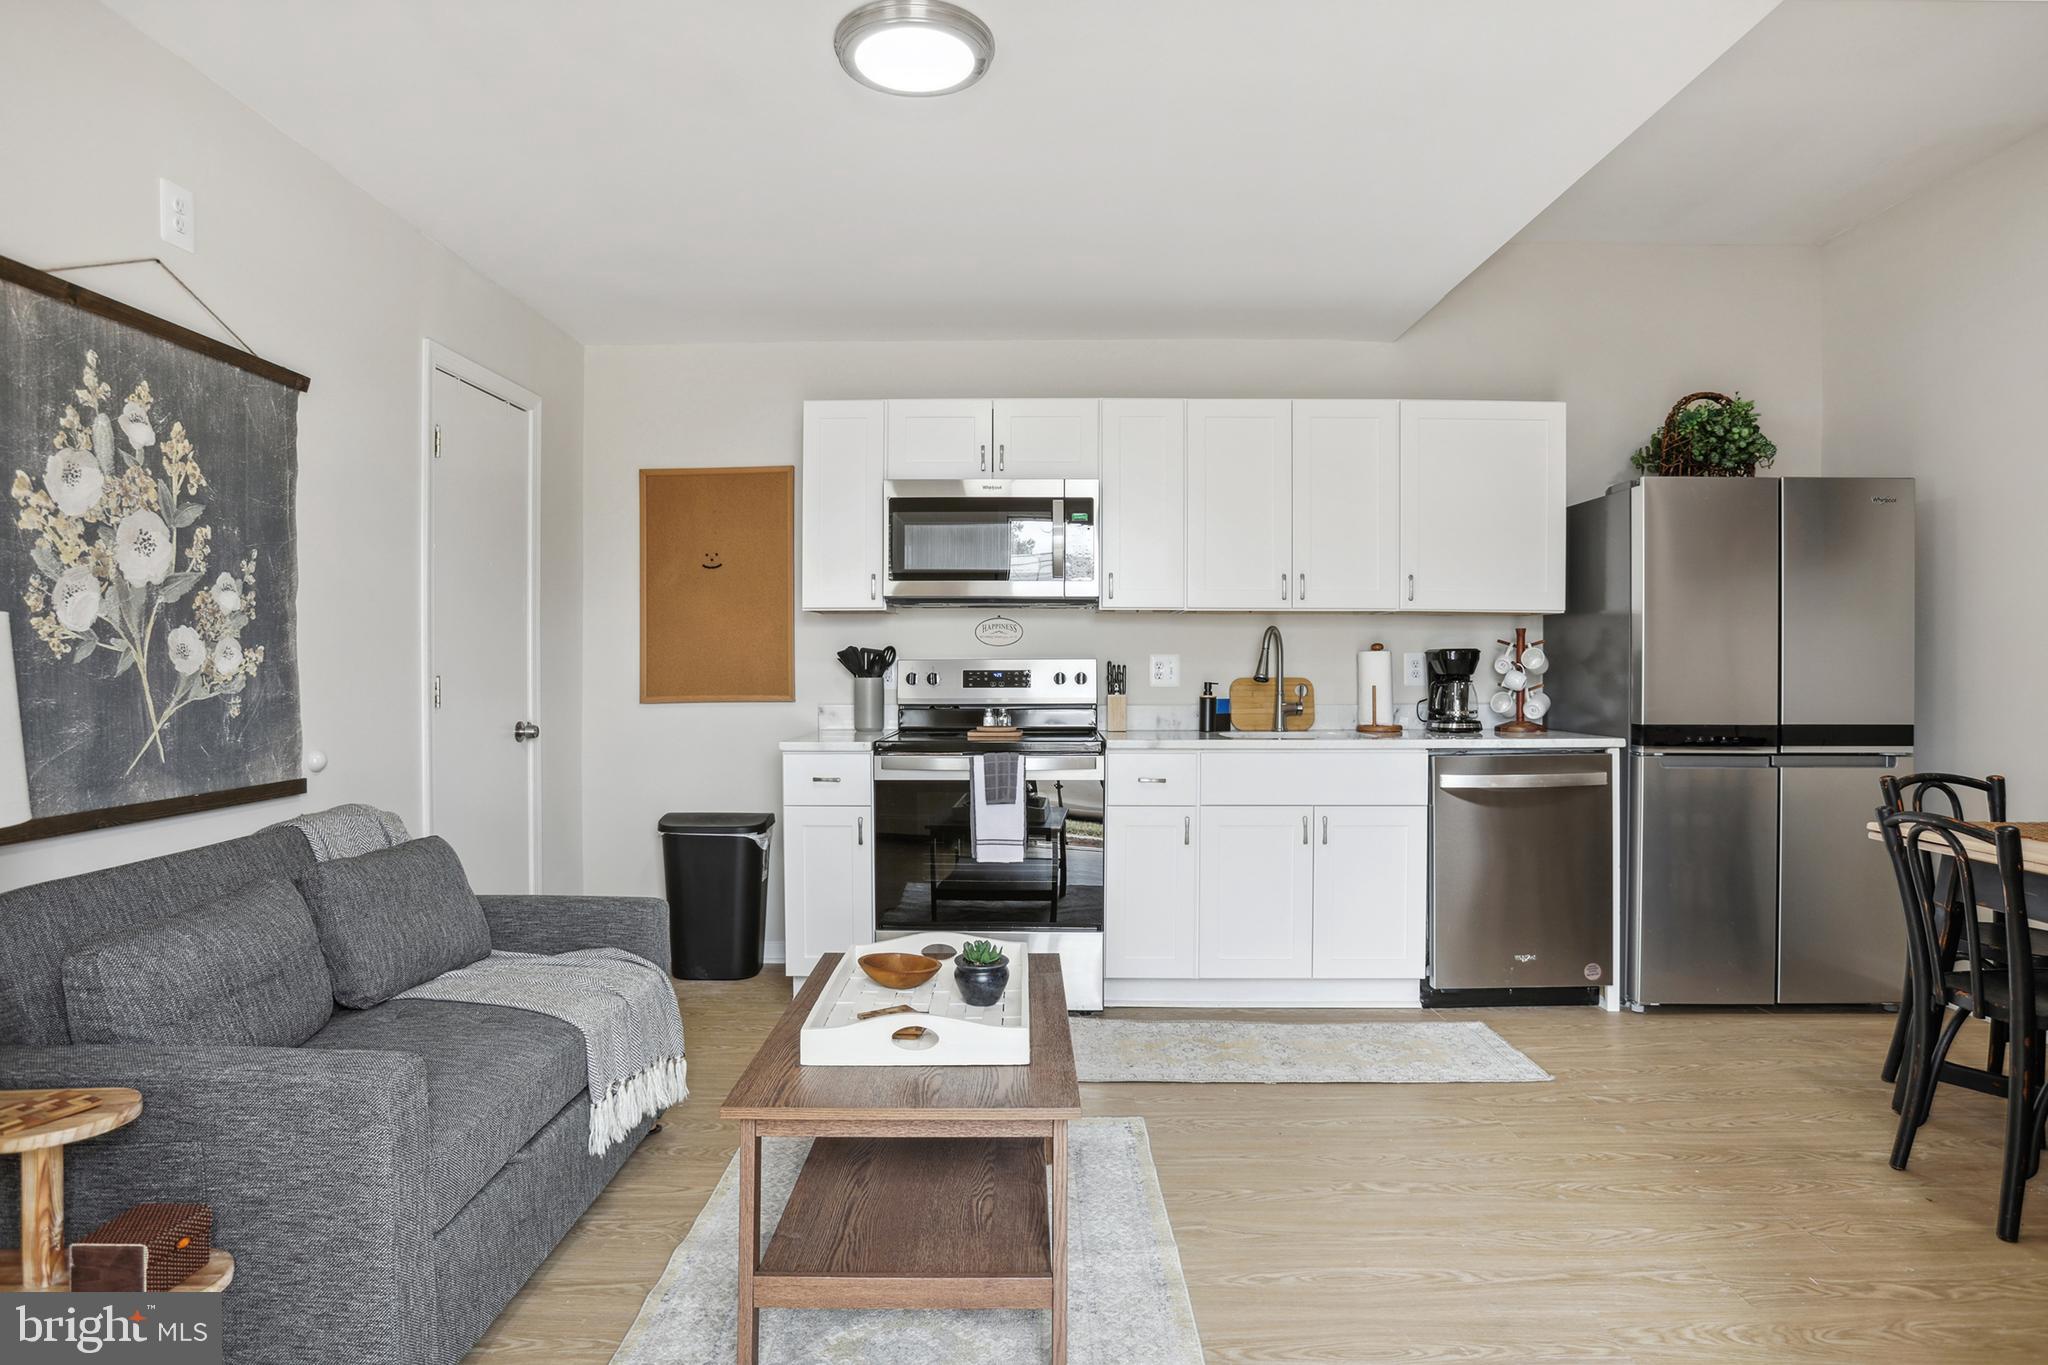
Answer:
11;350;271;776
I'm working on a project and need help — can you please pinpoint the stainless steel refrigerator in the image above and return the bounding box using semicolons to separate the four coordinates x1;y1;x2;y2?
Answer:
1546;476;1915;1006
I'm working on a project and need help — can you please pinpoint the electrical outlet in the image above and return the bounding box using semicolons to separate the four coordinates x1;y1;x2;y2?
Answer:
1403;652;1426;686
1149;653;1180;687
159;179;194;252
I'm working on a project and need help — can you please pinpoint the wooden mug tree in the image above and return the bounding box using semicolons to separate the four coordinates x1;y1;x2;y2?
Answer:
1495;627;1548;737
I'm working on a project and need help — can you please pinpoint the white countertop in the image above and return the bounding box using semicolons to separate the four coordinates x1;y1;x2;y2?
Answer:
782;727;1623;753
1105;728;1624;752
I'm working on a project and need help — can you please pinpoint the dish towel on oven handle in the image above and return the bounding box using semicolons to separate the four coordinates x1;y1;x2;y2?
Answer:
971;751;1026;863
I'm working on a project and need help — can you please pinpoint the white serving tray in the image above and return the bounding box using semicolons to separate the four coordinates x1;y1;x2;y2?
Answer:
799;932;1030;1067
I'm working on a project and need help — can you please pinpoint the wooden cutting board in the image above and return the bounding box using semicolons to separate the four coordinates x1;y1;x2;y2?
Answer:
1227;676;1316;731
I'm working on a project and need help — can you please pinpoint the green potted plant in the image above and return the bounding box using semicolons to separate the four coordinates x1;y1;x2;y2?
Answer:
1632;391;1778;477
953;939;1010;1007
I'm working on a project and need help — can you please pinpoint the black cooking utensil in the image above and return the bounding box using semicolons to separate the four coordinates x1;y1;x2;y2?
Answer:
877;646;896;674
837;647;864;676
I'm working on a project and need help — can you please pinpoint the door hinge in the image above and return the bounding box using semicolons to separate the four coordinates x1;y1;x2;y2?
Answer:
432;425;442;458
432;675;442;709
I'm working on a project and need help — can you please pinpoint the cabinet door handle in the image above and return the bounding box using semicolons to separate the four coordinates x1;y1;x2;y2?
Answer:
1407;573;1415;602
1184;815;1191;846
869;572;878;600
857;816;865;846
812;776;841;783
980;442;988;471
998;442;1005;471
1322;815;1329;845
1302;814;1310;844
1107;571;1115;600
1137;776;1168;784
1299;572;1306;602
1281;573;1290;602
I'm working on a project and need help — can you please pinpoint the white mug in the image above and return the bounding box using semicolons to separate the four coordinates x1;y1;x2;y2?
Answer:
1504;666;1529;691
1493;648;1514;676
1520;643;1548;674
1489;689;1515;716
1524;689;1551;720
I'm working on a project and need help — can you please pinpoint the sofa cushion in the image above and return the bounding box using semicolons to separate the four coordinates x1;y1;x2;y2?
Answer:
60;877;335;1048
300;998;587;1229
0;825;319;1046
296;836;492;1009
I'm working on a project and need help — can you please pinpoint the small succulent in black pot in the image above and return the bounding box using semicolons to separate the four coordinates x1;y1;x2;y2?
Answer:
953;939;1010;1007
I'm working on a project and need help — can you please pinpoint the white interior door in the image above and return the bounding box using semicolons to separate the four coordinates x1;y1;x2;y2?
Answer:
428;362;538;892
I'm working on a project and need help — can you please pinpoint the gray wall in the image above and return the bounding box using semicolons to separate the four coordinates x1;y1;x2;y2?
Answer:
1823;124;2048;801
0;0;587;892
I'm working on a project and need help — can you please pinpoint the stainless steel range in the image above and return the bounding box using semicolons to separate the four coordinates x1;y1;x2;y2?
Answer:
871;657;1105;1009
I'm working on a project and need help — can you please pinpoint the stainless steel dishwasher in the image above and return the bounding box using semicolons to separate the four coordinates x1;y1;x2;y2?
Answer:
1429;752;1614;991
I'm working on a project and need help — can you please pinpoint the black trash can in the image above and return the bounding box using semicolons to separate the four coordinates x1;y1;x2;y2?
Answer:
658;812;775;980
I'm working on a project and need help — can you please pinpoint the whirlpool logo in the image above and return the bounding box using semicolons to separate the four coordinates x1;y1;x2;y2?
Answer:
8;1298;218;1362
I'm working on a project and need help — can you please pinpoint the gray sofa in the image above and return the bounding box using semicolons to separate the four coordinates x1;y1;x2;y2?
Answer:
0;822;672;1365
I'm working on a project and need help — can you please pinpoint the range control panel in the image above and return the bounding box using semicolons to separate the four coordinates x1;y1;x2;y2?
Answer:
896;658;1096;703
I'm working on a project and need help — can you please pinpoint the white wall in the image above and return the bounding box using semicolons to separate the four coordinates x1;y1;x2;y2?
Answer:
582;242;1824;947
1823;125;2048;801
0;0;585;891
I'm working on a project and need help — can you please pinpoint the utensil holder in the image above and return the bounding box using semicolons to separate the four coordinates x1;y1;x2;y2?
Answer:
852;676;885;732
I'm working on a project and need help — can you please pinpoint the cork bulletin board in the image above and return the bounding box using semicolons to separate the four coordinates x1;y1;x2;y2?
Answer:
640;466;794;702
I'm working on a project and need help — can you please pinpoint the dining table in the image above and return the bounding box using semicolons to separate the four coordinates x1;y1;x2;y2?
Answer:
1864;818;2048;929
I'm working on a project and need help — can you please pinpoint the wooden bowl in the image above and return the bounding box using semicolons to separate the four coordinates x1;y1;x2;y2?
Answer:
859;952;941;991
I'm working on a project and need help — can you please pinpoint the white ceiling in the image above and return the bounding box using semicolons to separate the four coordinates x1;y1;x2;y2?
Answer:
1520;0;2048;245
103;0;1778;343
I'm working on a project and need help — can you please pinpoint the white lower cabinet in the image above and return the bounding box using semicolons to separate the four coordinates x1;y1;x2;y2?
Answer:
1198;806;1316;979
781;804;873;978
1103;806;1199;978
1312;806;1428;979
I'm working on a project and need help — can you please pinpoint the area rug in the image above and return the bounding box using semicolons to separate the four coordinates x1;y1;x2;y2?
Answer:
609;1116;1202;1365
1070;1018;1551;1083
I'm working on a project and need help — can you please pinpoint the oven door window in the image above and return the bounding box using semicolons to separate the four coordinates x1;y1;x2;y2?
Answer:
874;769;1104;932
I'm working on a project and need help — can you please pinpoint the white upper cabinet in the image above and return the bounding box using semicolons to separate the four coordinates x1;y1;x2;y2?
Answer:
1400;401;1567;613
800;401;887;612
887;399;994;479
992;399;1099;478
1185;400;1293;611
1292;400;1401;611
1099;399;1185;611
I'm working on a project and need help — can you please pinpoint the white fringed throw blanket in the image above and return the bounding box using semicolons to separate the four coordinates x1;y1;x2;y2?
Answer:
400;948;688;1155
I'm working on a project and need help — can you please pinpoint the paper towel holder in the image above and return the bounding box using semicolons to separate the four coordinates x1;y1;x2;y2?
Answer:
1356;642;1403;738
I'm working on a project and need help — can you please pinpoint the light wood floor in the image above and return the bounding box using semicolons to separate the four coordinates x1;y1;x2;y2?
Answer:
470;978;2048;1363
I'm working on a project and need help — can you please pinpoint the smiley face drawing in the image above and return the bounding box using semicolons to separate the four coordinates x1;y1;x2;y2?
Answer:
701;550;723;570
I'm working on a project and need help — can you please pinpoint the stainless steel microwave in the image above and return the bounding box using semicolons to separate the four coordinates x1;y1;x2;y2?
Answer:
883;480;1099;603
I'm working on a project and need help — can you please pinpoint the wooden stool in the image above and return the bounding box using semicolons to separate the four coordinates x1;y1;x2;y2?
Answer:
0;1088;141;1290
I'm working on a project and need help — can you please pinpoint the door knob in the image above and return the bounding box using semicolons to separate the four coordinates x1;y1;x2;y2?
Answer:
513;721;541;742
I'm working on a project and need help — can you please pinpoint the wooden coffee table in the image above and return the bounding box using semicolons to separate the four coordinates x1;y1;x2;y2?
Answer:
721;953;1080;1364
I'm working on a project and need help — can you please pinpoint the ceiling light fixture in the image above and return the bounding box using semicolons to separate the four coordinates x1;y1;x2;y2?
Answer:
834;1;994;97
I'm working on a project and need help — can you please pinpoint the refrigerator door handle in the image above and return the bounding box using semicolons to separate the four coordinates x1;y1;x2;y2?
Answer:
1771;754;1901;769
1647;754;1775;768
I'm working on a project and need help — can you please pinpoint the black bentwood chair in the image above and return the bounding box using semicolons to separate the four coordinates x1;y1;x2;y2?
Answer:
1879;772;2008;1101
1881;812;2048;1241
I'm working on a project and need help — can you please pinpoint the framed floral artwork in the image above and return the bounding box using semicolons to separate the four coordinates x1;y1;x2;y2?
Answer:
0;255;309;843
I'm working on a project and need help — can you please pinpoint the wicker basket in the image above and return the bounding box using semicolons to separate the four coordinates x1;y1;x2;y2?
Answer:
1641;391;1753;478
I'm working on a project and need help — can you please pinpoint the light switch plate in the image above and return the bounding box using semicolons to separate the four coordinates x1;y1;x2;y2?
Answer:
159;179;194;252
1149;654;1180;687
1403;652;1425;686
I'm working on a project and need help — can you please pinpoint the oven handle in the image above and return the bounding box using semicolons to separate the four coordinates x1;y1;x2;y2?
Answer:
875;754;1104;780
1051;498;1067;580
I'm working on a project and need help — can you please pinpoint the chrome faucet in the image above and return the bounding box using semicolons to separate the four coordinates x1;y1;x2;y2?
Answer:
1252;625;1306;731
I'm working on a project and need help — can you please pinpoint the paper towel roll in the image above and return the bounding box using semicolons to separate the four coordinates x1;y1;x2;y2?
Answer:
0;613;31;827
1357;648;1395;728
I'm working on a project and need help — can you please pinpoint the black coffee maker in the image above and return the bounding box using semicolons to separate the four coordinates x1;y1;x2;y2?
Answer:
1418;648;1482;735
